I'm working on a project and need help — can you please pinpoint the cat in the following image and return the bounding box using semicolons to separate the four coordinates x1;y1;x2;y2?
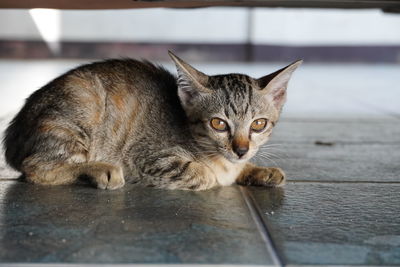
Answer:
3;51;301;190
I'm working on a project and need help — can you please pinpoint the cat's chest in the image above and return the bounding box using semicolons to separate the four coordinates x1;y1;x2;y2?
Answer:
207;157;244;186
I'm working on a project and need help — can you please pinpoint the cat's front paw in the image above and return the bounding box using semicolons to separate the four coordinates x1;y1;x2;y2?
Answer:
240;167;286;187
86;163;125;190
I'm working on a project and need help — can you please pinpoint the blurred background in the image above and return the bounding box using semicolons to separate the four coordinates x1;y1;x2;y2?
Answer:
1;8;400;62
0;7;399;118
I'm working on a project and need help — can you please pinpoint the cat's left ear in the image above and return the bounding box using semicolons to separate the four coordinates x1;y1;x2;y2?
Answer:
168;51;210;107
257;60;303;110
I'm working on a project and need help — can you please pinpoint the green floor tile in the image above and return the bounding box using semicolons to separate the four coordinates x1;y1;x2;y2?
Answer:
0;181;276;265
248;183;400;266
252;119;400;182
253;143;400;182
271;119;400;144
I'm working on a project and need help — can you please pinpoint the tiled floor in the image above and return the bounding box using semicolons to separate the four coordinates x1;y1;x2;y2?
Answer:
0;60;399;266
0;182;275;265
251;183;400;265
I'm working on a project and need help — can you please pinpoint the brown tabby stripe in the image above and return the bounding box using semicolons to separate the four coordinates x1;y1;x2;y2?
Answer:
169;161;191;181
229;102;238;115
156;161;181;177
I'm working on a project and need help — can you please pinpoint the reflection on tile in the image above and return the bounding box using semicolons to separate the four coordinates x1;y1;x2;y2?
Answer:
249;183;400;265
0;181;275;265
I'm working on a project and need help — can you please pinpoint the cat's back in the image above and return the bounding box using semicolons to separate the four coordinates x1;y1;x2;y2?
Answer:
79;59;175;86
51;58;176;94
3;59;181;170
6;59;177;130
65;58;177;97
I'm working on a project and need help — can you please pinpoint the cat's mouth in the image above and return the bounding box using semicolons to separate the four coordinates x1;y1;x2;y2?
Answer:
228;158;248;164
224;152;251;164
224;147;258;164
204;145;252;164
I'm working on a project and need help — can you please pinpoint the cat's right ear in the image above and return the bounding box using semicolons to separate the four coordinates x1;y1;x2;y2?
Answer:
257;60;302;111
168;51;210;107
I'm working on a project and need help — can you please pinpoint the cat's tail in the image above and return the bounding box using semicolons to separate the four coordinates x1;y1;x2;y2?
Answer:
3;114;27;171
3;90;47;172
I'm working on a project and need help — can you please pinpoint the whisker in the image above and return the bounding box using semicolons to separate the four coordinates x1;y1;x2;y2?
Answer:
259;146;289;157
256;154;279;166
258;151;286;160
261;143;285;147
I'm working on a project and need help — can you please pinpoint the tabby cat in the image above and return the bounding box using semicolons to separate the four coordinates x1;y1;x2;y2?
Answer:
3;52;301;190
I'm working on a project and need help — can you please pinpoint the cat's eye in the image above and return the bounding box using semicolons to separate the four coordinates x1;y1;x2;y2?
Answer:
210;118;228;132
251;118;268;132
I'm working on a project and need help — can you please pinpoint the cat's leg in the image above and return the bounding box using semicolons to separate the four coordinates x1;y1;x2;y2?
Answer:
7;109;125;189
77;162;125;190
236;163;286;187
22;156;125;190
165;161;218;190
139;152;218;190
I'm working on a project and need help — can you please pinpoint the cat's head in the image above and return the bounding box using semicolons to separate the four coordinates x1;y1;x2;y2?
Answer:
169;51;302;163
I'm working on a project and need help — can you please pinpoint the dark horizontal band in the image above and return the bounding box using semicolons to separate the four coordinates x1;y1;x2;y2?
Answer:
0;40;399;63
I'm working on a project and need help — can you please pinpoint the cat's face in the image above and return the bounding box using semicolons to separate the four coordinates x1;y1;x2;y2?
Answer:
169;51;301;163
183;74;281;163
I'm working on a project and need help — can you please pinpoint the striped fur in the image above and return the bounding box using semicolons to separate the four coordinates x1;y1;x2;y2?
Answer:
3;52;301;190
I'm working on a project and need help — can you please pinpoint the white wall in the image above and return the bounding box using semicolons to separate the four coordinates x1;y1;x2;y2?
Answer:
60;9;249;43
0;10;41;39
0;8;399;45
252;9;400;45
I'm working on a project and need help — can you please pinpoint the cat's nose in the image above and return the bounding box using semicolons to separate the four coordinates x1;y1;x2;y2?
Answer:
234;146;249;158
232;136;249;158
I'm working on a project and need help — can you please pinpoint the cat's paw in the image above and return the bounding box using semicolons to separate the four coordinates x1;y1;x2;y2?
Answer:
241;167;286;187
87;163;125;190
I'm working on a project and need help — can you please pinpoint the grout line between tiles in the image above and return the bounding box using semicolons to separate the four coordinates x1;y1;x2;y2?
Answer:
287;180;400;184
0;264;276;267
285;265;398;267
342;93;400;121
239;186;284;267
279;118;400;123
267;141;400;145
